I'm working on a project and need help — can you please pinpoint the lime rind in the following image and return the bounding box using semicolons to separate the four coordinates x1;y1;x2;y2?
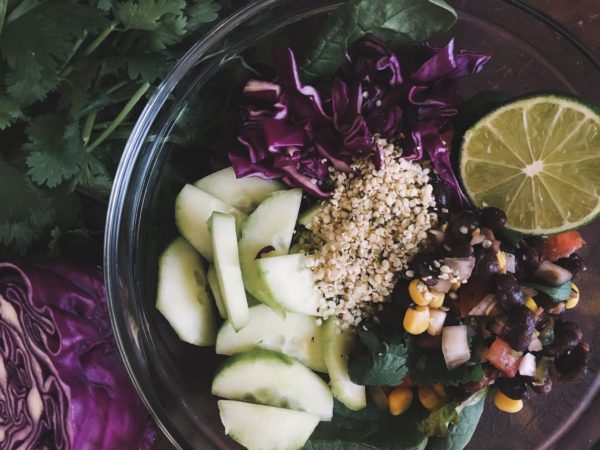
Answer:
460;95;600;235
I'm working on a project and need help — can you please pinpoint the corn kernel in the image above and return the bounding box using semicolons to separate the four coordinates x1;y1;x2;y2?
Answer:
432;384;447;399
494;390;523;413
525;297;538;312
418;386;446;411
451;281;461;291
409;279;430;306
428;289;445;308
388;387;413;416
497;251;507;273
403;306;430;335
566;284;580;309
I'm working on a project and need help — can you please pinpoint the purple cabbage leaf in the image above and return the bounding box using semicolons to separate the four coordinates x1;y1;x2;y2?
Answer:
0;261;155;450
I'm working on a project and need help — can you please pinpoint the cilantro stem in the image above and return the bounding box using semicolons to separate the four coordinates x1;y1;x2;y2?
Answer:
82;111;97;145
0;0;7;36
86;82;151;153
83;21;118;57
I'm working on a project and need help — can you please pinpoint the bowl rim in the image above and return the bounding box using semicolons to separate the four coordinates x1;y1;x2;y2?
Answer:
104;1;600;449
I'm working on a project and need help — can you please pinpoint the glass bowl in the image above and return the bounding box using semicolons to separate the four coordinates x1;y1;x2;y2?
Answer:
104;1;600;449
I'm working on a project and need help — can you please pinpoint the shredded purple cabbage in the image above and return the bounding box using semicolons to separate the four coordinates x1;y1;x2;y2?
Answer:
0;261;155;450
229;35;490;204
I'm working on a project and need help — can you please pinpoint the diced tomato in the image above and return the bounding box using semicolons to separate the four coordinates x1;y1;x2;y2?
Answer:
544;230;584;262
483;337;522;378
458;279;490;317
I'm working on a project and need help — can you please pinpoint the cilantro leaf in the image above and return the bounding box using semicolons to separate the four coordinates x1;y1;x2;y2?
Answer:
1;1;107;104
417;389;487;438
0;95;22;129
0;159;55;254
24;115;84;188
409;347;484;387
186;0;222;31
349;326;410;386
116;0;185;31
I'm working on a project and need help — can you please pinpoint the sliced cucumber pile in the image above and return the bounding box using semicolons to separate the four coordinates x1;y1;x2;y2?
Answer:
218;400;319;450
216;304;326;372
194;167;283;214
156;237;216;346
158;167;371;449
212;348;333;420
322;318;367;411
257;253;323;315
238;189;302;311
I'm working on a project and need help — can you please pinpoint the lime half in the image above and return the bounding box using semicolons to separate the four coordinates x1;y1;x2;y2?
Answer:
460;95;600;234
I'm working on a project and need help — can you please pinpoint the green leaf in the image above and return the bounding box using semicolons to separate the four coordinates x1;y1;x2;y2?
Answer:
349;326;410;386
301;0;457;82
521;281;572;302
186;0;221;31
409;347;484;387
425;392;486;450
77;155;113;198
1;1;108;104
96;0;113;11
24;115;84;188
417;389;487;438
115;0;185;30
0;94;22;129
125;53;171;82
0;158;55;254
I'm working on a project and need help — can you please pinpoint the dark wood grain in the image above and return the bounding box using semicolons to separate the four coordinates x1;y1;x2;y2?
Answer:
525;0;600;57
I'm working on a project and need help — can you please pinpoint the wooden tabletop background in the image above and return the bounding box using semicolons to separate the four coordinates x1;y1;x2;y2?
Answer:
152;2;600;449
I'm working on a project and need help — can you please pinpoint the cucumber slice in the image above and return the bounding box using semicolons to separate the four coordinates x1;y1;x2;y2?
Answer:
207;264;226;319
238;189;302;310
322;318;366;410
210;212;249;331
194;167;283;214
298;202;324;227
212;348;333;420
156;237;216;346
256;253;322;315
175;184;246;261
218;400;319;450
216;304;326;372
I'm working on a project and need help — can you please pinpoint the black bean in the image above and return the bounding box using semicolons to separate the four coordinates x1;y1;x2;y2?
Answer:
555;341;589;381
516;241;541;270
449;211;480;239
409;252;440;281
502;307;536;352
475;248;500;280
416;334;442;349
444;309;463;327
497;376;528;400
433;179;451;213
479;207;507;231
446;241;475;258
543;321;582;356
531;378;553;395
495;273;526;310
554;253;586;279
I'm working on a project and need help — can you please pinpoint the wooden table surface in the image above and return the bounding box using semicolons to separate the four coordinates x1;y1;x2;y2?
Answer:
152;2;600;449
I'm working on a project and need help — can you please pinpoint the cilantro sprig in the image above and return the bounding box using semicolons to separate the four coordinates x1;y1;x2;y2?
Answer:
0;0;240;258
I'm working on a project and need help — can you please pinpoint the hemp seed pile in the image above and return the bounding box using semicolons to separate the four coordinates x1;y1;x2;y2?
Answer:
301;139;438;328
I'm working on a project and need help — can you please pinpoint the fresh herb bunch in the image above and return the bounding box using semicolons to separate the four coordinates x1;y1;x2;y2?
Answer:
0;0;244;260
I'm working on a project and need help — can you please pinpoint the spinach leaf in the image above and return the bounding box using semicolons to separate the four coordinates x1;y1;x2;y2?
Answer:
425;391;486;450
306;400;429;450
417;389;488;438
521;281;572;302
301;0;457;82
349;326;410;386
409;348;483;387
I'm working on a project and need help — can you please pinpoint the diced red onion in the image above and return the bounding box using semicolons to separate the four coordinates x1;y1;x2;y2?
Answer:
443;257;475;281
534;260;572;286
519;353;537;377
468;294;497;316
442;325;471;370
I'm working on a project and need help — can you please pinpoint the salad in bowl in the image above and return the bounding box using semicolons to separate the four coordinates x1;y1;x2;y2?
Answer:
147;1;600;449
